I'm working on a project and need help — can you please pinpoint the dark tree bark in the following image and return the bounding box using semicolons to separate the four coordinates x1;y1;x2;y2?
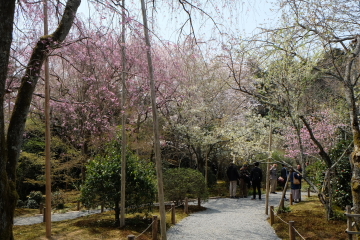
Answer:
0;1;17;238
0;1;81;239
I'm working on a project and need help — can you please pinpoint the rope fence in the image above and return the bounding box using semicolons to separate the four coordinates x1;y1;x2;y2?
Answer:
292;224;306;240
49;196;315;239
48;197;192;240
125;197;192;240
134;219;155;239
270;206;306;240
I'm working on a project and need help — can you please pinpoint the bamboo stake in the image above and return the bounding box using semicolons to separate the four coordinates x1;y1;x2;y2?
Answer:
140;1;166;239
120;0;127;228
289;221;295;240
44;0;52;237
184;197;188;214
171;204;175;224
152;215;158;240
265;112;273;215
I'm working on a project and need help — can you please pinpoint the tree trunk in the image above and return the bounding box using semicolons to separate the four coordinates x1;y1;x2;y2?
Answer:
300;115;335;218
343;36;360;215
322;170;334;220
351;148;360;213
114;199;120;227
0;1;80;239
0;1;17;238
192;145;204;172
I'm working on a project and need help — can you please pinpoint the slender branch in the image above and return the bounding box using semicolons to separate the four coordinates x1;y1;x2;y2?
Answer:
299;115;332;167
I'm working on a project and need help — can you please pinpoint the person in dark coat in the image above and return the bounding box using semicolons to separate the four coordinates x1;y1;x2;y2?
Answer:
280;164;288;185
280;164;288;200
227;162;240;198
239;164;250;198
290;165;302;203
250;162;263;200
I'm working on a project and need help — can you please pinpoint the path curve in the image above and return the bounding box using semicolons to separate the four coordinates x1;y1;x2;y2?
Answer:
14;190;311;240
167;191;306;240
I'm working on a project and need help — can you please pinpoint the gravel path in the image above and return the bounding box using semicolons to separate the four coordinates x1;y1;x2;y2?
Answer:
167;190;309;240
14;209;102;225
14;190;312;240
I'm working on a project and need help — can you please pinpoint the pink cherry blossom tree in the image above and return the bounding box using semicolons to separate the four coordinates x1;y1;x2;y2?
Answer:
284;110;346;161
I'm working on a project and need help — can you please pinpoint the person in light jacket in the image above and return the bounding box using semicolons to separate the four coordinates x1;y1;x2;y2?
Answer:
227;162;240;198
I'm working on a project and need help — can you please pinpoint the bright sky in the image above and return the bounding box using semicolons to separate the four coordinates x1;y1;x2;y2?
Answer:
155;0;281;42
78;0;281;44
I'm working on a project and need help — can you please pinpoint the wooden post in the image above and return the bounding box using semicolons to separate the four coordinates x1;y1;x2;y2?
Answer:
308;187;310;197
40;203;43;214
265;160;271;215
77;201;80;211
171;204;176;225
184;197;188;214
198;197;201;207
44;2;52;238
346;205;354;240
120;0;128;228
128;235;135;240
43;207;46;222
270;206;274;226
140;1;167;239
289;221;295;240
290;193;293;205
101;203;104;213
152;215;158;240
266;112;273;215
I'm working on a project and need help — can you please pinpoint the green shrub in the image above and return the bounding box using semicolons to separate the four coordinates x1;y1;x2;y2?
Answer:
306;138;352;210
81;141;156;222
17;200;26;208
306;160;326;192
329;139;352;209
27;191;44;205
18;120;83;198
163;168;208;204
16;153;45;199
52;190;65;209
332;158;352;209
26;199;39;209
209;181;227;197
206;167;217;188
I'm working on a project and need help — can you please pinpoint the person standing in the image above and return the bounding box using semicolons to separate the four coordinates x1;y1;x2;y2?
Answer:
290;165;302;203
269;163;278;194
297;164;303;202
280;164;288;200
280;164;288;184
239;164;250;198
250;162;263;200
227;162;240;198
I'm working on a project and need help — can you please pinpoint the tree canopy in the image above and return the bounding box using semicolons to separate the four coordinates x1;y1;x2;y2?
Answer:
3;0;360;238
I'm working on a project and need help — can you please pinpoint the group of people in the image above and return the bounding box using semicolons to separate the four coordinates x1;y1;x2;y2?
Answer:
227;161;263;200
227;161;303;202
